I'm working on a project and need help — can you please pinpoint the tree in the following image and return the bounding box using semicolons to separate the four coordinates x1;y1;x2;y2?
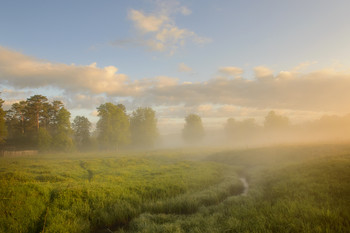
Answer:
225;118;259;143
182;114;204;143
25;95;49;132
6;101;26;137
96;103;130;150
117;104;126;113
130;107;158;148
6;101;27;147
264;111;289;130
52;107;73;151
0;99;7;145
47;100;64;132
4;95;75;151
72;116;91;150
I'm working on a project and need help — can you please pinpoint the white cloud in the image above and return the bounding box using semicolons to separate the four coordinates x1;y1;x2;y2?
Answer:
292;61;317;72
91;110;99;117
140;67;350;114
1;89;33;99
180;6;192;15
122;1;210;54
178;62;192;72
64;93;108;109
254;66;274;79
128;9;166;33
154;76;178;88
0;46;146;96
219;66;243;76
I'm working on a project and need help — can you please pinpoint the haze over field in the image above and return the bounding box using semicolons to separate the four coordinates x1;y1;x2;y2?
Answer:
1;0;350;142
1;2;350;232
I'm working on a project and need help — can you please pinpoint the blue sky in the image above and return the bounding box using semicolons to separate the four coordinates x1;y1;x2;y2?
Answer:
1;0;350;133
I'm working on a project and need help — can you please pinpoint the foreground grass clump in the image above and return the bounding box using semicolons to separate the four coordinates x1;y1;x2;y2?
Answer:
0;151;231;233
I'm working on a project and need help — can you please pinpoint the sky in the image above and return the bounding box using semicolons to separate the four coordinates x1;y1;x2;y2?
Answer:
1;0;350;134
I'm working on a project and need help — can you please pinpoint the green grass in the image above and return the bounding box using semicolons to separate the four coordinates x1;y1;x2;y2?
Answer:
126;145;350;233
0;151;233;233
1;145;350;233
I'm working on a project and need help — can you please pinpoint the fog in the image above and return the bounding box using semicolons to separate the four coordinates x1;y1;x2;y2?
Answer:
4;94;350;152
157;111;350;149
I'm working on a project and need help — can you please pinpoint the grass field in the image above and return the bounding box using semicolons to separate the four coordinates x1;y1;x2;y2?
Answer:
1;145;350;233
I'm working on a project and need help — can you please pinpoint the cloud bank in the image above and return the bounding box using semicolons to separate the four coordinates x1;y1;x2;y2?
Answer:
0;46;177;98
144;68;350;113
1;46;350;115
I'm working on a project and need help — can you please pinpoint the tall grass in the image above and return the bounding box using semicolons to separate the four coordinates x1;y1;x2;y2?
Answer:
1;145;349;233
127;145;350;233
0;152;231;233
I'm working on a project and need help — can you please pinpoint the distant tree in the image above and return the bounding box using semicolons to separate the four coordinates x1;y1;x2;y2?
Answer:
0;99;7;144
264;111;289;130
52;107;73;151
130;107;158;148
72;116;91;150
225;118;259;142
96;103;130;150
182;114;205;143
225;118;237;135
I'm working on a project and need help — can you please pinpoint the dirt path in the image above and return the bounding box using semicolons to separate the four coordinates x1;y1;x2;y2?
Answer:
95;177;249;233
239;177;249;196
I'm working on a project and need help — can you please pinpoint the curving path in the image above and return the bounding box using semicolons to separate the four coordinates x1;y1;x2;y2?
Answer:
239;177;249;196
96;176;249;233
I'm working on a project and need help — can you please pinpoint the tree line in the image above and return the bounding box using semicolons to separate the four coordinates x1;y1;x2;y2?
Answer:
2;94;343;151
0;94;307;152
0;95;159;152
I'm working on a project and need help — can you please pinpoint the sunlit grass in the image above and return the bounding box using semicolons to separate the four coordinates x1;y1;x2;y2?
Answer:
0;152;230;233
1;145;349;233
127;145;350;233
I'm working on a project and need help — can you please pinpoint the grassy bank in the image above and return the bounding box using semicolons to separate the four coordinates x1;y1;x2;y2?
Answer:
126;145;350;232
0;151;239;233
1;145;350;233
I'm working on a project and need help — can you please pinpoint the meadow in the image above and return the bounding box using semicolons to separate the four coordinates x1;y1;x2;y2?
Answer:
1;145;350;233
